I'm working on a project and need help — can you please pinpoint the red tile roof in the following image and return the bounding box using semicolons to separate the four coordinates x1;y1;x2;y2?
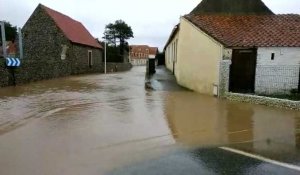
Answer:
184;14;300;47
129;45;158;59
149;47;158;55
41;5;102;49
130;45;149;53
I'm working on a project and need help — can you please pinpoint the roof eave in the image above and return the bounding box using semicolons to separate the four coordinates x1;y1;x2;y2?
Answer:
183;16;228;47
71;41;103;49
164;24;180;51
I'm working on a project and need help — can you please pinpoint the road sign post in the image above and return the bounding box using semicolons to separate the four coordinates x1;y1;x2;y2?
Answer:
6;58;21;67
1;21;7;58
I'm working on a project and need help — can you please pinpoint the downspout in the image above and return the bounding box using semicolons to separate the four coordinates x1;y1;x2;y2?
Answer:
218;44;224;98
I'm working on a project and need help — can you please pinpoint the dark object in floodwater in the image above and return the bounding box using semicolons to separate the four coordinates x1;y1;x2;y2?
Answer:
145;82;154;90
148;59;156;75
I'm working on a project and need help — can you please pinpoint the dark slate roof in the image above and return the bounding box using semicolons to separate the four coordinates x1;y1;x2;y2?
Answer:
190;0;274;15
184;14;300;47
41;4;102;49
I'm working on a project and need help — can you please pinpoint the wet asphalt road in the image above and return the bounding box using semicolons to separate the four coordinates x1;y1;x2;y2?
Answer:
0;66;300;175
109;147;300;175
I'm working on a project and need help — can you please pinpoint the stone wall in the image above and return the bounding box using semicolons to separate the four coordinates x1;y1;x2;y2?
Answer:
105;62;132;73
0;60;10;87
70;44;103;75
130;58;147;66
219;59;231;97
0;59;132;87
226;92;300;111
0;4;106;88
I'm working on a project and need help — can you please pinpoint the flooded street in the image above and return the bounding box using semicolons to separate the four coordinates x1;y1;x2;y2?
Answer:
0;66;300;175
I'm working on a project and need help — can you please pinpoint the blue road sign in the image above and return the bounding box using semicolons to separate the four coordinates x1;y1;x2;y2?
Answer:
6;58;21;67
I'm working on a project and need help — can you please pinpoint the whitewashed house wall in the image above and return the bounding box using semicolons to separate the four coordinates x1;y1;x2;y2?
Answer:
255;47;300;94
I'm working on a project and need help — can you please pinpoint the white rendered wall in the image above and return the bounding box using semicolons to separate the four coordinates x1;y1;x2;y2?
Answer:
255;47;300;94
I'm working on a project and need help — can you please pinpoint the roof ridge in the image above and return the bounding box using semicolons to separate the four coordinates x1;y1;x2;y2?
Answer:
185;14;300;17
184;14;300;47
39;4;80;23
37;4;102;49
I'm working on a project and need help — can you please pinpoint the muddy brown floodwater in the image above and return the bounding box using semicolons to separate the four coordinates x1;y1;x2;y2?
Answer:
0;66;299;175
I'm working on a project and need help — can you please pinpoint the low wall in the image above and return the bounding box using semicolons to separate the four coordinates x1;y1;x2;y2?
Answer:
0;60;11;87
225;92;300;110
0;59;132;87
105;62;132;73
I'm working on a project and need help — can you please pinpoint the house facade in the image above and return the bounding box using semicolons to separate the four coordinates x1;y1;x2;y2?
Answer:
165;25;179;73
22;4;103;81
130;45;158;66
165;0;300;96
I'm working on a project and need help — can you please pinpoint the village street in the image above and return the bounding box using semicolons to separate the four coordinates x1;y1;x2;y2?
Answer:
0;66;300;175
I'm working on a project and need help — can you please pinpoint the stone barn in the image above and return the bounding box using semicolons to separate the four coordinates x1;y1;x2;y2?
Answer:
22;4;103;81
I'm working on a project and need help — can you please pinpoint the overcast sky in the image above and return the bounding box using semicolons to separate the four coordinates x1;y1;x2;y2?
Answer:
1;0;300;50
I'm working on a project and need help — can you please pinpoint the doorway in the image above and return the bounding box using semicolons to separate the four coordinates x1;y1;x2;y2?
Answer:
229;49;257;93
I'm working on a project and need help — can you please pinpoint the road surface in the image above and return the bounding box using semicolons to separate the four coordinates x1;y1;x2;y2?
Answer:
0;66;299;175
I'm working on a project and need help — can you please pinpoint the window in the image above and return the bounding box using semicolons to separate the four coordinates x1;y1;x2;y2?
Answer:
88;50;93;68
175;39;178;63
271;53;275;60
61;45;68;60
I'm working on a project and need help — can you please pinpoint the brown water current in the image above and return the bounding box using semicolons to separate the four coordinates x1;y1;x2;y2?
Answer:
0;66;299;175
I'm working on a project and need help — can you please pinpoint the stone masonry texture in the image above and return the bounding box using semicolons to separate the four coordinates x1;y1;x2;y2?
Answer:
226;92;300;111
0;5;131;87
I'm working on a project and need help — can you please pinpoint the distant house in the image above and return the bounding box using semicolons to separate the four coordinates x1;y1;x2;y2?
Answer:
165;0;300;96
7;41;17;57
130;45;158;66
22;4;103;80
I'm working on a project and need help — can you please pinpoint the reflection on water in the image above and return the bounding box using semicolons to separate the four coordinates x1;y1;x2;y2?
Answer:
164;91;300;162
0;66;299;175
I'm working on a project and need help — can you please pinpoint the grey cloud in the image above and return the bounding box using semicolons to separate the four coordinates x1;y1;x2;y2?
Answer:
1;0;299;50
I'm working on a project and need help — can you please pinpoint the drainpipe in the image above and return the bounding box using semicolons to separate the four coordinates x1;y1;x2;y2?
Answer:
298;64;300;93
217;44;224;98
104;34;107;74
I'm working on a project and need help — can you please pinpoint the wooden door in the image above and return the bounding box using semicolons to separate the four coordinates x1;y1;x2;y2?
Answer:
229;49;257;93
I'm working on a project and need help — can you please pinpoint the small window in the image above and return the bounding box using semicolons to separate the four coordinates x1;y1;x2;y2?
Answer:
271;53;275;60
88;50;93;68
61;45;68;60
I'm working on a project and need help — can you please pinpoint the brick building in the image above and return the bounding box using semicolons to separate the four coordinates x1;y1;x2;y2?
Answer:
129;45;158;66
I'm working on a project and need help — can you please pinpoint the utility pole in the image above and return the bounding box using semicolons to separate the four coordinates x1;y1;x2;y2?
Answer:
1;21;7;58
104;33;107;74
